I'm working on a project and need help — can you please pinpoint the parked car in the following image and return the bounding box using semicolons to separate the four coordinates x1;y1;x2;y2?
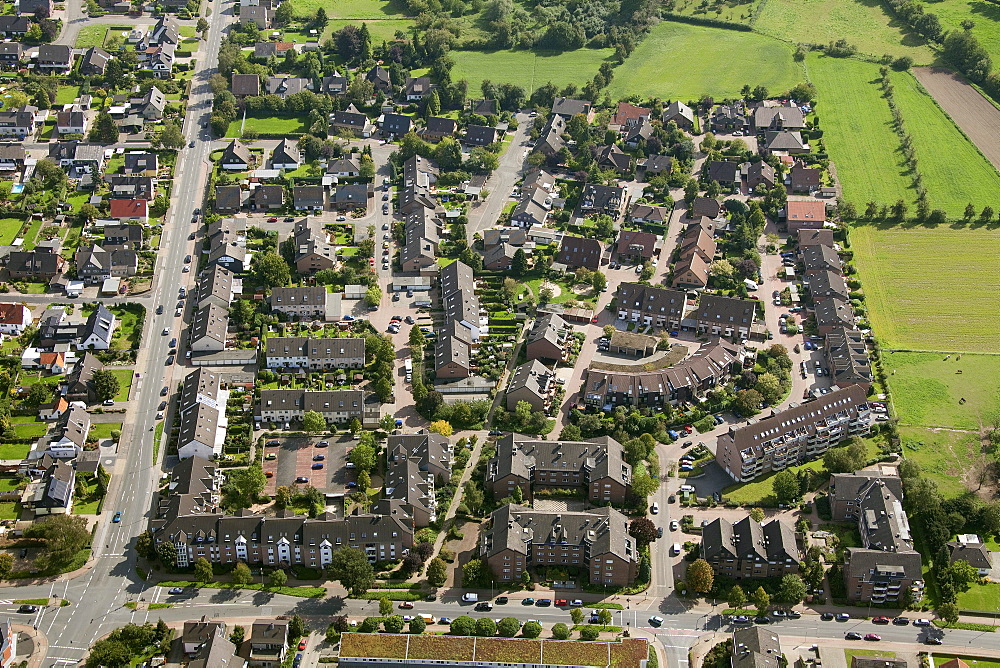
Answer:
295;476;309;483
845;632;862;640
872;616;891;624
836;613;851;621
536;599;552;607
495;596;509;604
892;617;909;626
521;598;535;605
864;634;881;642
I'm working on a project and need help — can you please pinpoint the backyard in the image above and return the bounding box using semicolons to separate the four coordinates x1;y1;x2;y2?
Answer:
606;22;803;101
851;227;1000;353
225;116;310;138
109;370;134;402
0;217;26;246
73;478;104;515
89;422;123;442
957;581;1000;614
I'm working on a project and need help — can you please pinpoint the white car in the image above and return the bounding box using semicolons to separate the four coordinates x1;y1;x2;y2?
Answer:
650;502;659;514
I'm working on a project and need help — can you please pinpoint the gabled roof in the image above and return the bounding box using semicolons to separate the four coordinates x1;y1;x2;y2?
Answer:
231;73;261;97
220;139;251;166
551;97;591;118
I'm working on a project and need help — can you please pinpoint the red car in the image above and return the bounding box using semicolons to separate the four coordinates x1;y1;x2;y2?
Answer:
399;601;415;609
864;634;881;642
267;216;278;222
298;638;308;650
554;599;568;606
591;316;599;323
872;616;891;625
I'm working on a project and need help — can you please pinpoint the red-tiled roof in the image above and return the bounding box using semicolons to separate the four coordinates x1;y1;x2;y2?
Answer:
110;199;147;218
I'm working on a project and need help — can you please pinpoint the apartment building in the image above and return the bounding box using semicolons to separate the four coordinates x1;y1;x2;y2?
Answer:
701;516;799;579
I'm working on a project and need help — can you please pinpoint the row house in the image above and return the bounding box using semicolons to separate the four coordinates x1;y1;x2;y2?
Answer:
505;359;553;413
264;337;365;370
256;389;373;426
688;293;756;340
269;286;335;320
525;312;569;362
615;282;686;329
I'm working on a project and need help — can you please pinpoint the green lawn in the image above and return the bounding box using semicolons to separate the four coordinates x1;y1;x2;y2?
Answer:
74;24;108;48
0;476;20;493
19;216;44;250
0;217;25;245
851;226;1000;352
452;47;615;97
845;650;895;663
754;0;934;63
225;116;309;138
957;581;1000;613
110;370;134;401
325;18;414;42
806;53;914;210
723;457;829;505
54;85;81;106
290;0;407;18
73;478;103;515
890;71;1000;218
884;352;1000;429
0;503;20;520
89;422;122;442
0;443;30;460
606;22;802;101
12;420;46;440
899;426;982;499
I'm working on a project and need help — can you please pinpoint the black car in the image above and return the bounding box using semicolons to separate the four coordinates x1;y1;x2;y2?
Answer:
536;599;552;607
820;612;835;621
284;217;295;222
787;611;801;619
892;617;910;626
925;638;943;645
189;141;195;148
425;593;436;601
166;355;174;365
16;605;37;614
656;527;663;538
753;616;770;625
845;632;862;640
495;596;508;604
488;429;503;436
156;305;163;314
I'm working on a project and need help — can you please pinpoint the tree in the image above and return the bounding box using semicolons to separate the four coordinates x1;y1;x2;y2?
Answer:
91;369;121;403
938;601;960;625
89;111;119;144
232;562;253;586
159;120;185;148
686;558;714;594
252;252;291;289
301;410;326;433
409;616;427;634
383;615;405;634
603;325;616;339
314;7;329;28
134;530;155;560
0;552;12;580
497;617;520;637
409;325;426;350
511;248;529;277
269;569;288;587
822;439;868;474
357;470;371;492
379;596;393;616
570;608;584;625
427;557;448;587
196;17;209;33
751;586;770;614
551;622;570;639
194;557;214;583
328;547;375;595
749;507;765;523
597;609;612;626
274;0;293;25
777;574;807;605
772;470;801;504
733;389;763;417
349;443;377;472
949;559;979;589
580;625;600;641
522;620;542;638
631;467;659;498
429;420;453;436
475;617;497;637
223;465;267;508
156;541;176;567
728;584;747;610
289;615;305;641
231;625;246;645
628;517;659;547
450;616;475;636
365;285;382;307
25;514;90;571
274;486;293;509
23;382;52;407
591;271;607;293
755;373;782;405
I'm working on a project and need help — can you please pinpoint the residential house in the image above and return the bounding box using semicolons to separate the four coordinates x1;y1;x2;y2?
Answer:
712;103;749;133
797;228;835;248
0;42;21;68
239;4;273;29
510;185;552;228
270;286;333;320
247;620;288;668
220;140;252;171
0;144;25;173
264;337;365;370
615;228;660;263
801;244;841;275
689;294;755;339
640;154;672;177
464;124;498;147
745;161;776;190
715;385;872;482
182;616;227;656
293;185;325;211
525;312;568;362
190;304;228;352
55;110;88;136
366;65;391;92
146;16;179;45
0;105;37;139
106;176;155;201
608;330;656;357
35;44;71;72
623;117;652;148
387;431;452;483
419;116;457;141
672;252;710;290
381;113;411;137
291;220;336;273
332;184;369;212
75;244;138;284
321;73;348;96
79;47;110;76
5;249;66;281
829;471;904;522
483;242;516;271
79;304;116;350
253;41;293;59
535;114;566;157
270;138;300;170
231;74;261;98
265;76;309;99
400;207;440;275
138;41;175;79
706;160;741;190
555;235;603;271
790;160;821;193
469;98;497;116
826;327;872;391
109;199;148;224
404;76;433;101
550;97;592;120
481;504;638;586
763;130;808;155
753;103;805;131
577;183;626;219
123;152;158;177
252;184;284;210
662;100;695;129
701;516;799;579
197;265;238;310
595;144;631;175
326;156;360;178
256;389;371;425
814;298;855;335
690;197;721;219
947;536;993;576
732;628;781;668
615;283;686;329
135;86;166;120
611;101;650;132
215;186;244;214
178;401;226;460
63;352;104;402
807;270;850;302
0;303;31;335
0;15;30;38
29;460;74;515
785;199;826;230
505;359;552;412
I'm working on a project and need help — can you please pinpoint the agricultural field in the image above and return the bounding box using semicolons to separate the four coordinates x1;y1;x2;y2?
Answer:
664;0;760;24
882;352;1000;430
806;54;914;209
290;0;407;17
226;116;310;138
325;19;414;42
898;426;982;498
450;47;615;96
753;0;934;62
890;71;1000;217
606;22;803;101
913;67;1000;172
849;226;1000;352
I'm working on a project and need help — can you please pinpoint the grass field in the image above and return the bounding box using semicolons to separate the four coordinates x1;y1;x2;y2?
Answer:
845;650;895;663
850;226;1000;352
291;0;407;17
54;85;81;106
0;504;20;520
0;443;30;460
806;54;914;208
0;217;24;245
73;479;103;515
89;422;123;441
226;116;309;138
74;24;108;48
957;581;1000;613
754;0;934;62
109;370;133;402
925;0;1000;77
899;426;981;498
325;18;414;42
606;22;802;101
890;72;1000;217
451;47;614;96
665;0;761;23
883;352;1000;429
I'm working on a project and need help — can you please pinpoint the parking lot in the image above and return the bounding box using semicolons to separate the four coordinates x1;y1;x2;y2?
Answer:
262;434;355;498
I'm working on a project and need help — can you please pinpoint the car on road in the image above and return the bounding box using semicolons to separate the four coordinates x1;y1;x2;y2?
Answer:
298;639;308;651
650;502;659;514
439;617;451;625
836;613;851;621
731;616;751;625
162;327;169;336
343;314;354;321
168;587;185;595
184;254;192;264
161;386;169;396
103;399;115;406
267;216;279;222
284;217;295;222
113;511;122;522
156;305;164;314
753;617;770;625
845;632;862;640
770;610;787;618
787;611;801;619
399;601;414;609
656;527;663;538
521;598;535;605
925;638;943;645
864;634;881;642
892;617;909;625
535;599;551;606
337;216;347;221
169;338;177;348
820;612;835;621
648;616;664;627
189;141;195;148
17;605;37;614
316;441;329;447
495;596;508;604
295;476;309;483
311;462;324;470
913;619;931;626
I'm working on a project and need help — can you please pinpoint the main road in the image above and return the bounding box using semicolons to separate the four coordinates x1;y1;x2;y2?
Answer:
4;0;234;663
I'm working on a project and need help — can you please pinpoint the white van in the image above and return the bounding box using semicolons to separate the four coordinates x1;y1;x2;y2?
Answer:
671;543;682;556
461;593;478;602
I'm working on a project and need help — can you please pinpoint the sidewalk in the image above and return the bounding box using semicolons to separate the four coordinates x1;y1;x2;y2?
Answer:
12;624;48;668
